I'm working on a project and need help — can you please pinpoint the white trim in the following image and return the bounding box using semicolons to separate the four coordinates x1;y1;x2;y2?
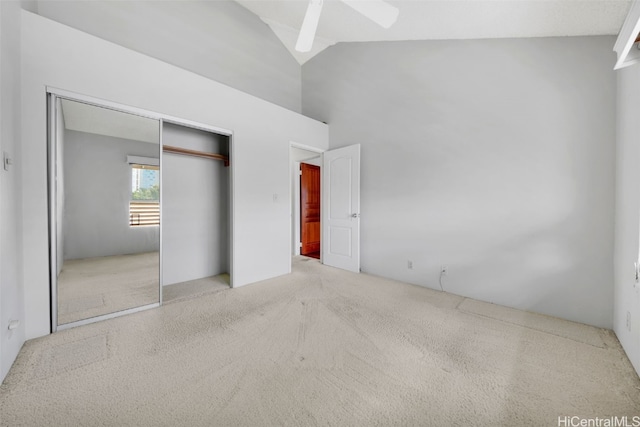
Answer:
228;133;235;288
47;87;162;121
293;161;302;256
614;0;640;70
56;303;160;331
158;119;164;304
47;86;233;137
48;95;58;333
291;141;324;154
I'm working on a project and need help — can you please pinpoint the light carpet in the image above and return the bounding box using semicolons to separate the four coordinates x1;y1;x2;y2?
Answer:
57;252;160;325
1;257;638;426
163;274;230;305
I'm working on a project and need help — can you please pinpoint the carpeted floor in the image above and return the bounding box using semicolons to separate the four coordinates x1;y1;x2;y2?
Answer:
163;274;230;304
2;257;638;426
57;252;160;325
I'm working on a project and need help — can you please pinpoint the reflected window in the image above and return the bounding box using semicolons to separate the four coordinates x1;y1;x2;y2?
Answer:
130;163;159;226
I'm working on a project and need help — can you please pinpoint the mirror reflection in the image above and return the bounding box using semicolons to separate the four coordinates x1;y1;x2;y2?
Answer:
55;99;160;326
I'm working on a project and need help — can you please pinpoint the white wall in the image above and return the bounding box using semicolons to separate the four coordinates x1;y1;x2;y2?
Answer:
21;11;328;339
0;0;25;382
303;37;616;328
614;64;640;375
33;0;302;113
162;122;229;285
63;130;160;259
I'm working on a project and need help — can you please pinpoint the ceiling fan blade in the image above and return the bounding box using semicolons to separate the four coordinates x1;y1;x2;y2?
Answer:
296;0;324;53
341;0;399;29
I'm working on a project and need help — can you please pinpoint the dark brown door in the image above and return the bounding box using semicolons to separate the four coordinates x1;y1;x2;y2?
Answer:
301;163;320;259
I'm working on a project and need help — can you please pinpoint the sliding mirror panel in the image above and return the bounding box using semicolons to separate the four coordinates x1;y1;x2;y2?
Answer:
50;96;161;330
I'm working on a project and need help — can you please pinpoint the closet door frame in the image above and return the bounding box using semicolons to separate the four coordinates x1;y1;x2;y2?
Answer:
47;87;234;332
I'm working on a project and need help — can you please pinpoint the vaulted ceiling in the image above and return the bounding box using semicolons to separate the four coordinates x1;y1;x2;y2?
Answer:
235;0;632;64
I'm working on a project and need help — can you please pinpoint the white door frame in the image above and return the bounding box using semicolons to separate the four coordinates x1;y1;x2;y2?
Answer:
289;142;361;274
293;160;302;257
289;142;324;272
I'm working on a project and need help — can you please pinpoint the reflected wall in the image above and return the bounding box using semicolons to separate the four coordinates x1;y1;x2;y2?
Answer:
51;97;161;328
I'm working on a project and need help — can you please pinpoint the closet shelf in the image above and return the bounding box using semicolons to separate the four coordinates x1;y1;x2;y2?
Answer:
163;145;229;166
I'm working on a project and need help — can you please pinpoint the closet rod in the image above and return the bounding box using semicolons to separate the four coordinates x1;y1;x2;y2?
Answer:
163;145;229;167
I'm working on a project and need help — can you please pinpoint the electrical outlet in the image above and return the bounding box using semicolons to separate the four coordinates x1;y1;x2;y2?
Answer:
407;260;413;270
441;265;448;275
627;311;631;332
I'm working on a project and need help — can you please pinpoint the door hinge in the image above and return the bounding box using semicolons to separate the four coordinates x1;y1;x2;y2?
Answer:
298;242;302;248
299;169;302;176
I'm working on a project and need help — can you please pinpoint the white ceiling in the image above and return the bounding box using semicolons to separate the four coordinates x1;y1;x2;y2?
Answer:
235;0;632;64
61;99;159;144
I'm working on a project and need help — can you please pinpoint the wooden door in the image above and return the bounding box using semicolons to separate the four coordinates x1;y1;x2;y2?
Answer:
300;163;320;259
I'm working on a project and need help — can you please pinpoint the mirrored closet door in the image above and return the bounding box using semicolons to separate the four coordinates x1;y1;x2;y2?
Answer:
49;94;162;331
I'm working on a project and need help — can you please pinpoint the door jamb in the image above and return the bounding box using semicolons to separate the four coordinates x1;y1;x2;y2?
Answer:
293;161;301;257
289;142;325;274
